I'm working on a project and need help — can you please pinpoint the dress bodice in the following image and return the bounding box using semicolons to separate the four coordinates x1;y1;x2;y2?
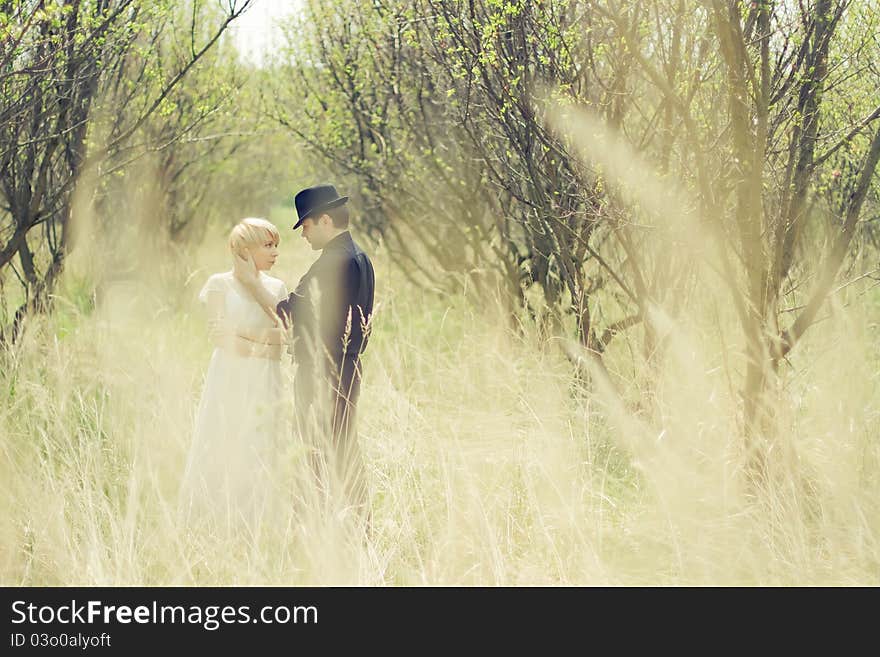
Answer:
199;271;288;330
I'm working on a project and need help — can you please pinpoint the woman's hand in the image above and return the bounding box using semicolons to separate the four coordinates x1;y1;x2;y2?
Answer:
232;248;259;289
229;334;282;360
264;327;289;345
232;248;284;329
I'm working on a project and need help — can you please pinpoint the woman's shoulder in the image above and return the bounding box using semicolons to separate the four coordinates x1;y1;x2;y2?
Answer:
206;270;234;284
198;271;233;299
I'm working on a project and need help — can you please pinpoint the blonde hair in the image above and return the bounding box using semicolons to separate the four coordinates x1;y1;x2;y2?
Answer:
228;217;280;256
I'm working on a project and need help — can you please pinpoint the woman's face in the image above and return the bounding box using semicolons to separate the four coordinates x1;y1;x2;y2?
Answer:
246;235;279;271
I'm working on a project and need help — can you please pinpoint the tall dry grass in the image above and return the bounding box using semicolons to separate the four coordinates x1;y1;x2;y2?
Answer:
1;197;879;585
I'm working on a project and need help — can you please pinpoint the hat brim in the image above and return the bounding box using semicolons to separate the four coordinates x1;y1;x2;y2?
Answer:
293;196;350;229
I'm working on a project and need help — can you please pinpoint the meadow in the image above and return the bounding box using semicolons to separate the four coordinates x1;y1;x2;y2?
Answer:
2;205;878;586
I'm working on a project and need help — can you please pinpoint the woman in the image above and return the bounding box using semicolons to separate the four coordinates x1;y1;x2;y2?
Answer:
182;217;289;521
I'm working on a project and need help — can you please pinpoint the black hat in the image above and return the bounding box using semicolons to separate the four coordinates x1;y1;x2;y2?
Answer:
293;184;349;229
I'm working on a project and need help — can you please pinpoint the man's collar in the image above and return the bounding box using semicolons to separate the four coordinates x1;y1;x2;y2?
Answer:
323;230;352;252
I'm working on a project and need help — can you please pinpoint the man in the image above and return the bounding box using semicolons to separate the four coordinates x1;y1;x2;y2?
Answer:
276;184;375;517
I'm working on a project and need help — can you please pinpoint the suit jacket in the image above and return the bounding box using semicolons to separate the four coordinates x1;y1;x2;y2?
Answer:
276;231;375;380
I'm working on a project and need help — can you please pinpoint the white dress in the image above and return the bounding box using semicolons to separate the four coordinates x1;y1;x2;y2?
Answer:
182;271;289;520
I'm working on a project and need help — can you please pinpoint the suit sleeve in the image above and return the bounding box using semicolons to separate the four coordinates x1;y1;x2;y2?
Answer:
276;275;308;326
344;258;361;310
313;256;358;357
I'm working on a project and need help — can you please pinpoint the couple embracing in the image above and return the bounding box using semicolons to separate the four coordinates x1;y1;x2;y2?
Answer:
182;185;375;526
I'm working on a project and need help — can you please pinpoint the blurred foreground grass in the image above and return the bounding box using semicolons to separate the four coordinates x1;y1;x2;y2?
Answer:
1;213;879;585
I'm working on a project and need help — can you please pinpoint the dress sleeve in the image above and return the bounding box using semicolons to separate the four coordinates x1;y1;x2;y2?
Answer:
198;274;225;304
198;275;229;346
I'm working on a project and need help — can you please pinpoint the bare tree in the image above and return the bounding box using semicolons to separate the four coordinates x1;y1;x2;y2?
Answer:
0;0;253;339
269;0;880;466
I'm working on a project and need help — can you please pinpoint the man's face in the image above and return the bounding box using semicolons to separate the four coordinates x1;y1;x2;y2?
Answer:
300;214;332;251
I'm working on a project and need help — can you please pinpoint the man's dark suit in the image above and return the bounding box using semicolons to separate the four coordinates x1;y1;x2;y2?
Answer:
276;231;374;509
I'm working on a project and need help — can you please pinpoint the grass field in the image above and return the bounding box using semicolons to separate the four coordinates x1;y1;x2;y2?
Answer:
2;208;879;585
